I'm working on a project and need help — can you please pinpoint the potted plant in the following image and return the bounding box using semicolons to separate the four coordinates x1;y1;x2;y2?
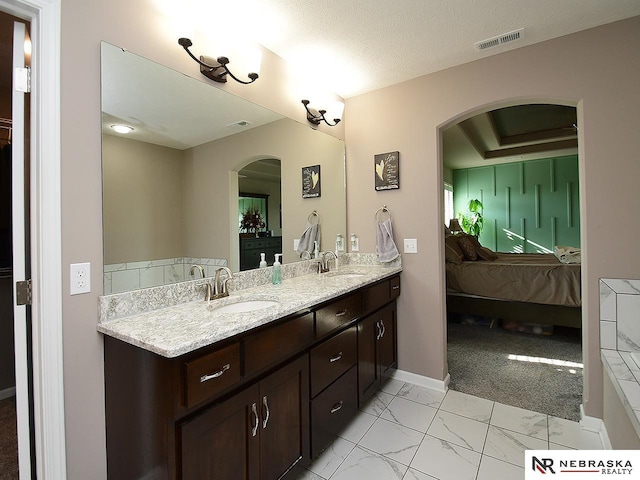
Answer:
457;198;484;237
240;207;266;237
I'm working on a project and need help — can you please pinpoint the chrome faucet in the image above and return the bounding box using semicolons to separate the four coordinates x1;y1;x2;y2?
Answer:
319;251;338;273
189;264;205;278
213;266;234;298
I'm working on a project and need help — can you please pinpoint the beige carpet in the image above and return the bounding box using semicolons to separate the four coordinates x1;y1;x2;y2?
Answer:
0;397;18;480
447;320;583;421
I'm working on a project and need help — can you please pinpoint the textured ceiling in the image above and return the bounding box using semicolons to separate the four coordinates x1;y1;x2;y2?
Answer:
171;0;640;98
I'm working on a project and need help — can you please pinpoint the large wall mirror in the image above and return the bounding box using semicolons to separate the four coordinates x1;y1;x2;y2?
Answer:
101;42;346;295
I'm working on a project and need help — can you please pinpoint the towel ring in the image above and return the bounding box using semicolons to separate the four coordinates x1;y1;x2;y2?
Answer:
375;205;391;223
308;210;320;224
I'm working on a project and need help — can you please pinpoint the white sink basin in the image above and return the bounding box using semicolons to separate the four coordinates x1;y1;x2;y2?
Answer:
327;272;366;278
211;300;279;314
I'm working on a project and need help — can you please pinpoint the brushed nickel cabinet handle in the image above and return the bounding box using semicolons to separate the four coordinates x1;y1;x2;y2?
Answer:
375;321;382;341
380;320;386;339
200;363;230;383
251;403;259;437
262;395;270;429
330;401;344;414
335;309;347;317
392;285;400;290
329;352;343;363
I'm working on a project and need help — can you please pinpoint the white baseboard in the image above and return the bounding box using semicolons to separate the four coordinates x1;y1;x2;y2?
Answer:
580;404;612;449
391;369;450;393
0;386;16;401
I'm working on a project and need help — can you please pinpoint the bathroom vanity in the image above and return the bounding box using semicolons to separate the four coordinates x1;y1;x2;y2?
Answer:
100;266;400;479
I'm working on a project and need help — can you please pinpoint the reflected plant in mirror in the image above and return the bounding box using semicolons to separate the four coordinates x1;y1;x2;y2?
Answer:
100;42;346;295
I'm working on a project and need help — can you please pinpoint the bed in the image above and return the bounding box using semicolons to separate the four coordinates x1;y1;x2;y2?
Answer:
445;234;582;328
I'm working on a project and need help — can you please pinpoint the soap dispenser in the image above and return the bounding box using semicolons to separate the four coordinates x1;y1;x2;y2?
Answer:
313;241;320;259
272;254;282;284
259;252;267;268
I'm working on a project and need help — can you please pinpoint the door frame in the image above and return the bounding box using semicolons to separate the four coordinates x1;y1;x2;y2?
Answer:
0;0;65;478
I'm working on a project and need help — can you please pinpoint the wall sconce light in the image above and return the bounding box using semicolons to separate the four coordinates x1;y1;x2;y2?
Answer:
178;38;259;85
301;100;343;127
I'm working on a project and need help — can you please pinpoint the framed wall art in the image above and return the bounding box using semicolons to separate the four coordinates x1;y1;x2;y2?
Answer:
302;165;321;198
374;151;399;191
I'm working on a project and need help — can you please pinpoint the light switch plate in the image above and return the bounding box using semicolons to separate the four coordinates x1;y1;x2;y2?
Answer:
403;238;418;254
293;239;300;251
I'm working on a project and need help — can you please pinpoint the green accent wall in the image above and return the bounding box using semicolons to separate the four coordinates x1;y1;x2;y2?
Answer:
452;155;580;253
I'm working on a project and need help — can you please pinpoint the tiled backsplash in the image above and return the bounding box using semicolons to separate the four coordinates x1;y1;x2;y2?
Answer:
599;278;640;439
104;257;228;295
599;279;640;351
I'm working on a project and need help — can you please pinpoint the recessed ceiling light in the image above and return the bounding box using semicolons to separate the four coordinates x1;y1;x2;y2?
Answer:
111;124;134;134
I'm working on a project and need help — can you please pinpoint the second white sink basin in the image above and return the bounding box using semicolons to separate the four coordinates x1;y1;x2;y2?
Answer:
211;300;279;314
326;272;366;278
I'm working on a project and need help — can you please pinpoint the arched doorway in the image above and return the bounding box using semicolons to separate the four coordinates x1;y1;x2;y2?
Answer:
441;102;584;421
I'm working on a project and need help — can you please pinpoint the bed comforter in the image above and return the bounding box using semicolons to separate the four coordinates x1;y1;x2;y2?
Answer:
446;253;581;307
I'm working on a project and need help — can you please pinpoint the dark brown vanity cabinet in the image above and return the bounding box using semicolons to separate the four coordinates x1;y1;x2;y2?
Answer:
358;277;399;407
104;274;400;480
180;355;309;480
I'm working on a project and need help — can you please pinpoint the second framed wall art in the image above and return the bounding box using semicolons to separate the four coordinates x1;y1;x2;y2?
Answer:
374;151;399;191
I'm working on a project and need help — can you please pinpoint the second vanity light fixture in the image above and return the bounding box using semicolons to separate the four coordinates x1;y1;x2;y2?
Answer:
301;100;342;127
178;38;259;85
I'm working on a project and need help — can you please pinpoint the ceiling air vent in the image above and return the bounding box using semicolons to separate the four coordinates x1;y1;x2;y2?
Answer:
227;120;252;128
474;28;525;52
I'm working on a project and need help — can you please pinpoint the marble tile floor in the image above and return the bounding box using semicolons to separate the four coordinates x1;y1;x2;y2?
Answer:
294;379;604;480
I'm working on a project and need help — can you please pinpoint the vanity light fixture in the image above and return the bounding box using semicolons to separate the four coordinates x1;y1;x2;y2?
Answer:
111;124;134;134
178;38;259;85
301;100;342;127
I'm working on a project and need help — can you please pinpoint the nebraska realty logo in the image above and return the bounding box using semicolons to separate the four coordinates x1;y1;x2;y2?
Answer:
525;451;640;479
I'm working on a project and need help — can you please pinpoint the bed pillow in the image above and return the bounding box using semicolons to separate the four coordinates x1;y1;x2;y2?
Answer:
461;233;482;250
456;235;478;261
477;246;498;261
444;235;464;264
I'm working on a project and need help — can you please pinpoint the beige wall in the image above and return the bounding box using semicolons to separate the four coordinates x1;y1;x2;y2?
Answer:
102;134;185;264
58;0;640;476
345;16;640;422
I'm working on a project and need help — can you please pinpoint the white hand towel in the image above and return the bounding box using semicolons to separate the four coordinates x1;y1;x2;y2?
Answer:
296;222;321;256
376;218;399;263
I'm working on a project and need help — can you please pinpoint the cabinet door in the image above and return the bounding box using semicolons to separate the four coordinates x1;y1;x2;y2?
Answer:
180;384;260;480
378;302;397;378
357;313;379;407
259;355;310;480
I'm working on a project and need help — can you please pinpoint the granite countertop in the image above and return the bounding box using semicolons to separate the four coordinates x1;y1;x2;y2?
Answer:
97;265;401;358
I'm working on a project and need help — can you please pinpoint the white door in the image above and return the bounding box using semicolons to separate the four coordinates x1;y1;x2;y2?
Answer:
12;20;33;480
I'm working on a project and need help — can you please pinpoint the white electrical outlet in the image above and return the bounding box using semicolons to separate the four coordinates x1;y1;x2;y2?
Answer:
404;238;418;254
70;262;91;295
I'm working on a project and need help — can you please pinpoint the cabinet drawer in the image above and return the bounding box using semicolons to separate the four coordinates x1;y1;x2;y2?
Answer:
244;313;314;377
311;366;358;458
310;326;357;397
390;276;401;299
315;293;361;338
184;342;241;408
